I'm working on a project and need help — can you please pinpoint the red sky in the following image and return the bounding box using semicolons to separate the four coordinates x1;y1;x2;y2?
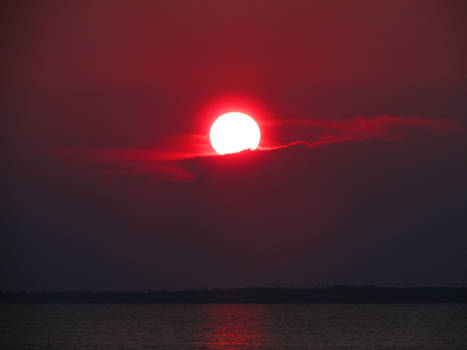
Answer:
1;0;467;290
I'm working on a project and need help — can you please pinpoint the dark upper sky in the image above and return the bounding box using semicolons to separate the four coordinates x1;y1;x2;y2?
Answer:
1;0;467;290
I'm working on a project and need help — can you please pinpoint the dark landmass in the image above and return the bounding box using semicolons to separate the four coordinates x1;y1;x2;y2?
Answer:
1;287;466;304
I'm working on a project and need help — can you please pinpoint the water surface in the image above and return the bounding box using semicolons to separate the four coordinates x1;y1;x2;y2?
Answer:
1;304;466;349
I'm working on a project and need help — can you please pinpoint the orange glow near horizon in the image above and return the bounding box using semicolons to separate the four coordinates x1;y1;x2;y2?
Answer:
209;112;261;155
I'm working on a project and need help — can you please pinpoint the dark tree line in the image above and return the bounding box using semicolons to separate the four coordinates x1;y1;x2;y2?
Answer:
1;286;466;304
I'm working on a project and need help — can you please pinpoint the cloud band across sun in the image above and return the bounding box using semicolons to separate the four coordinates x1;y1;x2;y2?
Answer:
40;116;466;182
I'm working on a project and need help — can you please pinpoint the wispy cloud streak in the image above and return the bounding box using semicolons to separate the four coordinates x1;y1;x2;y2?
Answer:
39;116;465;182
261;116;466;150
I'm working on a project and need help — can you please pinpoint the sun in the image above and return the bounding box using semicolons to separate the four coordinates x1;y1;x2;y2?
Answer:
210;112;261;155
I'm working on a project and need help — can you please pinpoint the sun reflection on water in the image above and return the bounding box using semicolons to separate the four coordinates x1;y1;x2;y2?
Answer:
197;304;264;349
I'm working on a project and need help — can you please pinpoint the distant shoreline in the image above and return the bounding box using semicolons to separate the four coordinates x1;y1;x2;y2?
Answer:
1;287;466;304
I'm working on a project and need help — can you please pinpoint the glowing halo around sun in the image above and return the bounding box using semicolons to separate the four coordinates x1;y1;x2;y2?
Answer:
209;112;261;155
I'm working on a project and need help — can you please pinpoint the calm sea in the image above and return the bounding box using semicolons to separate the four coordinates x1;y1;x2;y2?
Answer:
1;304;466;349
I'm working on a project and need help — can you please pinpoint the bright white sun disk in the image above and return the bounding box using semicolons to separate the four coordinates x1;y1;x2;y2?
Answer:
210;112;261;155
